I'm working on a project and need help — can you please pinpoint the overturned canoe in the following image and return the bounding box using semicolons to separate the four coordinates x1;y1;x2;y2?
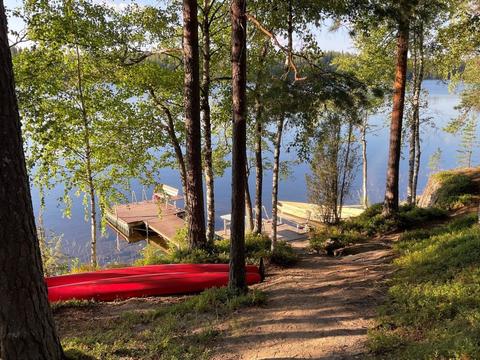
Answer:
46;263;260;288
48;270;262;302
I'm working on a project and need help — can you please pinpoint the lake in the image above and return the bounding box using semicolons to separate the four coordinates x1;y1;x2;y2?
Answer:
30;80;477;265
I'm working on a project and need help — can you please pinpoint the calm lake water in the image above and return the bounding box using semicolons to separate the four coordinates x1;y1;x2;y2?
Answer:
30;80;478;264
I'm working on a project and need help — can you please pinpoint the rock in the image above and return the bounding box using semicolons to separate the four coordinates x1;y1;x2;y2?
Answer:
417;167;480;208
324;238;343;256
334;242;391;257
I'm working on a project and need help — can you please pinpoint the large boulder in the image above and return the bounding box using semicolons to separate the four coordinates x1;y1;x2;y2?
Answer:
418;167;480;208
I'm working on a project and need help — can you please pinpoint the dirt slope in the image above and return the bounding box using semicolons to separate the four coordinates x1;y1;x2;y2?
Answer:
212;239;396;360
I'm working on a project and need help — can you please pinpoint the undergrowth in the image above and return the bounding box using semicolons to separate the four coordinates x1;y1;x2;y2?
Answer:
135;232;298;267
433;171;477;210
62;287;266;360
368;213;480;359
340;204;448;236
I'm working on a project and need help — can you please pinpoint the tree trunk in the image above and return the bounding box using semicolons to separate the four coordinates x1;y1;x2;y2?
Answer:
201;0;215;245
383;20;410;216
229;0;247;293
87;167;97;268
412;26;424;204
183;0;207;248
253;101;263;234
361;112;368;209
271;116;284;249
150;91;189;210
0;3;64;357
253;42;269;234
74;43;98;267
245;168;254;232
407;29;418;205
339;119;354;219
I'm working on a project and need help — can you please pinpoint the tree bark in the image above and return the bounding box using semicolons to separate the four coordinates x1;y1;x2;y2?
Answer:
183;0;207;248
87;171;97;267
0;2;64;357
201;0;215;245
229;0;247;293
407;29;417;205
149;89;189;210
245;165;254;232
383;20;410;216
271;116;284;249
339;119;354;219
253;99;263;234
361;112;368;209
253;42;269;234
74;43;97;267
412;26;424;204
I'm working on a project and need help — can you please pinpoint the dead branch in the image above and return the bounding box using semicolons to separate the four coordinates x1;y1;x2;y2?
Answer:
246;13;306;82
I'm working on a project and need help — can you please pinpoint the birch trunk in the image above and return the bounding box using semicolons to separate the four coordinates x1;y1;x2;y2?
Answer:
271;116;284;249
201;0;215;244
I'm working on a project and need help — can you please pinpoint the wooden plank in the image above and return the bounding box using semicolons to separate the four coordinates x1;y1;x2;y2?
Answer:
147;215;185;244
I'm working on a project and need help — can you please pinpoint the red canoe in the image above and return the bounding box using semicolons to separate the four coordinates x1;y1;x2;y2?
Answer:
46;263;260;288
48;271;262;302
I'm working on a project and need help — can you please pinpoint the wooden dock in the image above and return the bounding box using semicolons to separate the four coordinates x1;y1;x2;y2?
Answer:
106;199;185;250
215;222;309;243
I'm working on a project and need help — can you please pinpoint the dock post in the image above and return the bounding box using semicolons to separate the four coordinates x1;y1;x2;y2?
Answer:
146;221;149;244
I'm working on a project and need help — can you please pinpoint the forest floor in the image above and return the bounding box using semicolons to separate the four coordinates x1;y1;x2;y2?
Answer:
211;237;398;360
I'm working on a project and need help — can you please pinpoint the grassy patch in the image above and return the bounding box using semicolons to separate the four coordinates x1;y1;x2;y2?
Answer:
368;214;480;359
433;171;477;210
341;204;448;236
62;287;266;360
135;232;298;267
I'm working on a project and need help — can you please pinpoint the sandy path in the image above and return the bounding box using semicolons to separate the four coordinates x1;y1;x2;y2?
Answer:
212;240;395;360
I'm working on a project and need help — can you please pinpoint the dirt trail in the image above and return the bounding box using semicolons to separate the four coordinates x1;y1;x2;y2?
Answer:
212;239;396;360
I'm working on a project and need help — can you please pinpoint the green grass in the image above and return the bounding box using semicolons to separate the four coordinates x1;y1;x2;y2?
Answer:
340;204;448;236
135;232;298;267
433;171;477;210
368;214;480;359
62;287;266;360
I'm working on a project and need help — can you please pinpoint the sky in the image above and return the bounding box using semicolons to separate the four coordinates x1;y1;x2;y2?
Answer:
3;0;355;52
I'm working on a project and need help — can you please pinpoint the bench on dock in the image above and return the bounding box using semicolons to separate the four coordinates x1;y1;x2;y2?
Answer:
153;184;183;208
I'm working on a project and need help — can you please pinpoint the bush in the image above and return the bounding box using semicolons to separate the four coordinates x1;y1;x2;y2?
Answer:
215;232;271;263
447;213;478;231
341;204;448;236
434;172;477;210
269;241;298;266
38;231;69;276
135;244;222;266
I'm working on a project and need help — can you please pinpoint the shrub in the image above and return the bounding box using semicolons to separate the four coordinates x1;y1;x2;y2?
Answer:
447;213;478;231
397;206;448;228
38;231;69;276
434;172;477;209
341;204;448;236
69;262;98;274
269;241;298;266
134;243;166;266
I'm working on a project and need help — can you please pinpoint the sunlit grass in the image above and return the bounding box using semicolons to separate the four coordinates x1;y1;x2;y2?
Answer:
368;214;480;359
61;287;266;360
